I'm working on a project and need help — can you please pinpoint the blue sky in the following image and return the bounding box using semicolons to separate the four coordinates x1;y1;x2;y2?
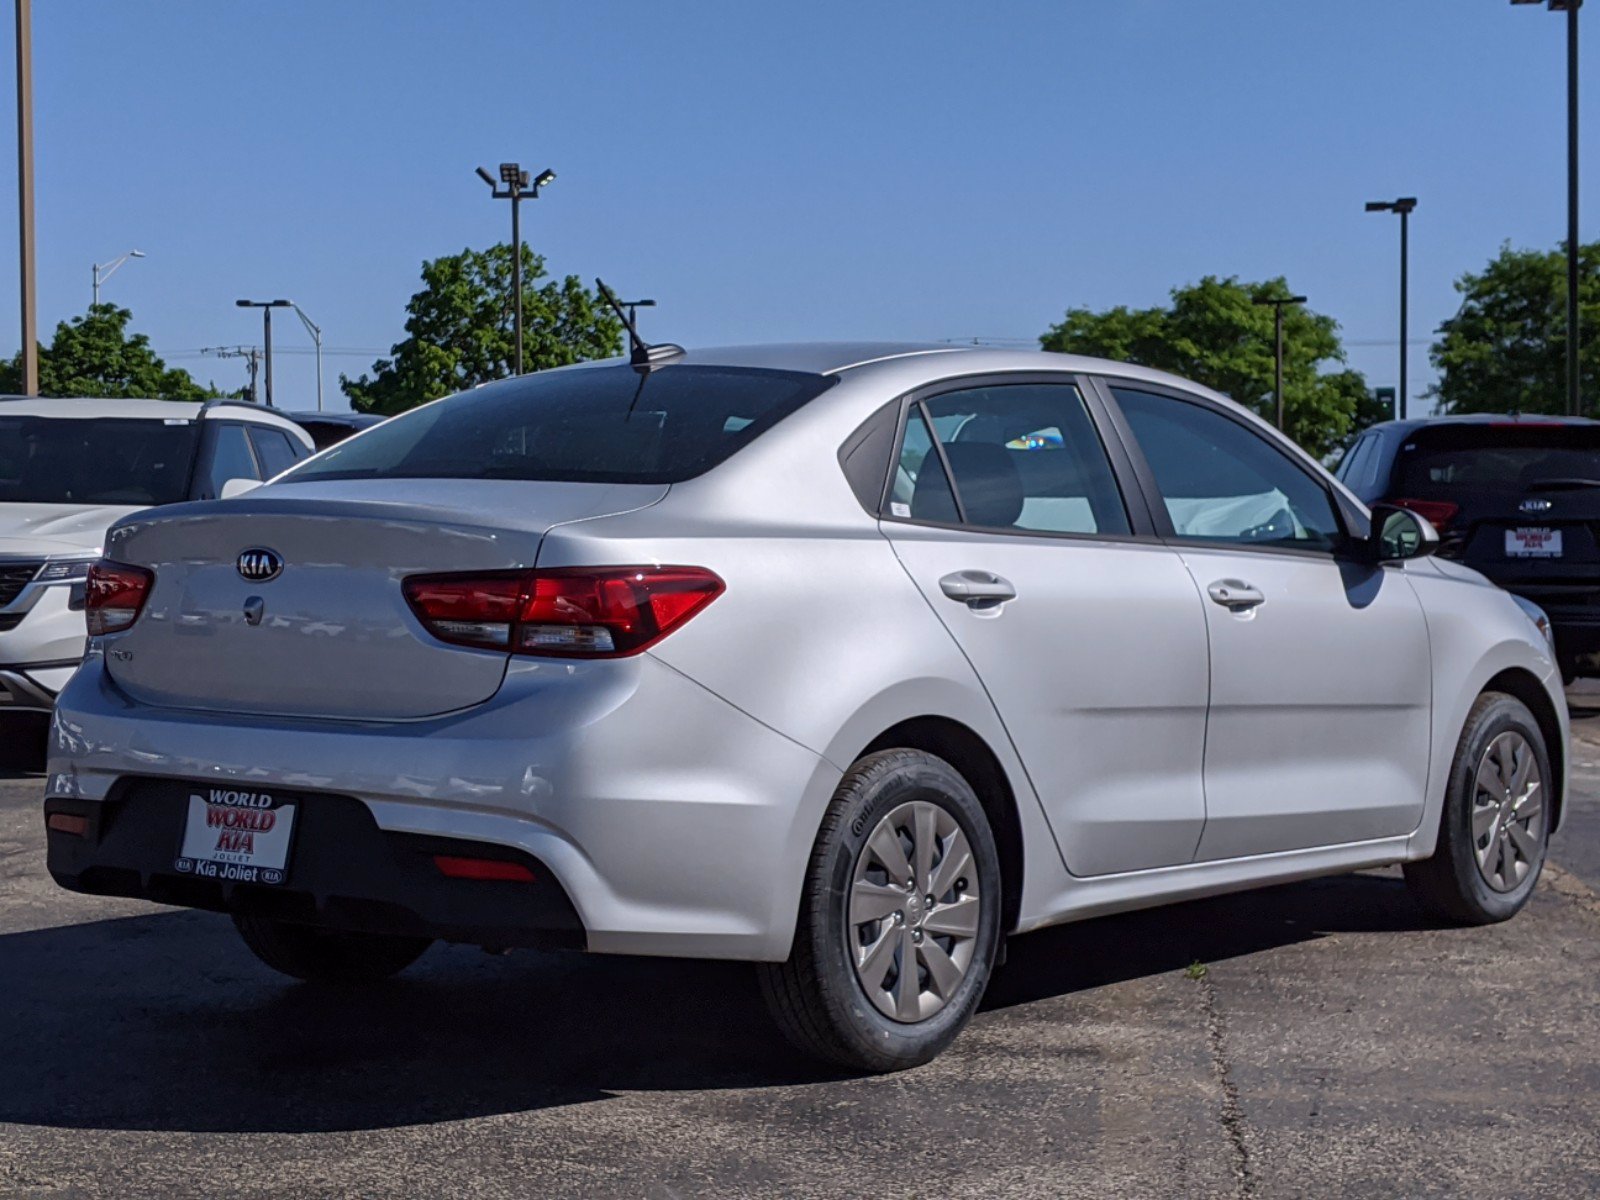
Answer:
0;1;1593;411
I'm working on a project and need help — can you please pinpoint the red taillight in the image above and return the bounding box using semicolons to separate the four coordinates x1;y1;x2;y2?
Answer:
433;855;536;883
402;566;724;658
85;560;153;635
1393;498;1460;532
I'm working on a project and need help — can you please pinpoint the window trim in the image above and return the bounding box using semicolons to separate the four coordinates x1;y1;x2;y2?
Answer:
1088;375;1361;562
874;371;1158;545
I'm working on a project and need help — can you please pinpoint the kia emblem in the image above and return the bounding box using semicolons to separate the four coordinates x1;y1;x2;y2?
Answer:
236;548;284;583
1519;498;1553;514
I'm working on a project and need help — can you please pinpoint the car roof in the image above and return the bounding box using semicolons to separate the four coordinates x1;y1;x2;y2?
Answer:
1363;413;1600;437
0;395;313;437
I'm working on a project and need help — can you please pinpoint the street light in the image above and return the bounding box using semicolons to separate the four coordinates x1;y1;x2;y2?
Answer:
1366;197;1418;420
1252;294;1308;432
15;0;37;395
235;299;291;406
92;249;145;307
615;297;656;355
287;302;324;411
1511;0;1583;416
476;160;556;375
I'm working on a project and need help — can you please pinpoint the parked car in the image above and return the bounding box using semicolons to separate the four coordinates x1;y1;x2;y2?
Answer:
0;397;314;710
280;410;385;452
1338;414;1600;681
45;346;1564;1072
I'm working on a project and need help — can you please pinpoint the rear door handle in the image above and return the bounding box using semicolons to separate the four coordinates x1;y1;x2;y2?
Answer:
1207;578;1265;612
939;570;1017;609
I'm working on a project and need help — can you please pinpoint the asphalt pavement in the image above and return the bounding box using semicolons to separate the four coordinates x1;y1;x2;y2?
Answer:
2;706;1599;1199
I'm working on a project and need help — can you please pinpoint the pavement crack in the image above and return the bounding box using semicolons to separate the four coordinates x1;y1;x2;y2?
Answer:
1196;971;1256;1199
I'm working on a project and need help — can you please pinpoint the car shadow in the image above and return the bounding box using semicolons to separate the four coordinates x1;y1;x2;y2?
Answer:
0;870;1442;1135
0;711;49;777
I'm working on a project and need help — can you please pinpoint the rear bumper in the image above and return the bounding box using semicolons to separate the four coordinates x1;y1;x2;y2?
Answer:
46;652;841;961
45;784;585;949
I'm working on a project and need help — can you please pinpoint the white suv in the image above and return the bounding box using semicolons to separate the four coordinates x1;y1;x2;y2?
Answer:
0;397;313;709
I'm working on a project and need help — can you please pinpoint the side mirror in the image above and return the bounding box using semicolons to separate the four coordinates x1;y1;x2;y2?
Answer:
1367;503;1439;562
219;477;261;500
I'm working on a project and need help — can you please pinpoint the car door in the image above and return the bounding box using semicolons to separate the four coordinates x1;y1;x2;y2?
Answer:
1101;382;1432;860
879;376;1212;876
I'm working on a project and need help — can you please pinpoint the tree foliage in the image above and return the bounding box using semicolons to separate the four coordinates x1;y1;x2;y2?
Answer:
1429;240;1600;415
0;304;211;400
341;244;624;415
1040;276;1369;457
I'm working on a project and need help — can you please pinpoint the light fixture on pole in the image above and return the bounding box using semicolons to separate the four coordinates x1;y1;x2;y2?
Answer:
235;299;292;407
92;249;145;307
1511;0;1582;415
1252;294;1308;432
288;302;324;412
1365;197;1418;420
15;0;37;395
476;161;556;376
615;297;656;355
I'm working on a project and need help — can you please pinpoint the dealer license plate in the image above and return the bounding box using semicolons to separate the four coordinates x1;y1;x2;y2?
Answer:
174;785;297;885
1506;527;1563;558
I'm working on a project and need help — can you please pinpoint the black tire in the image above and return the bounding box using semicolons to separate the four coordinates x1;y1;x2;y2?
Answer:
759;749;1003;1073
233;914;431;984
1404;691;1551;925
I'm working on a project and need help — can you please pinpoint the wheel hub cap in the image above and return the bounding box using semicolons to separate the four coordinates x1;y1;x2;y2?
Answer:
1471;730;1545;894
847;800;981;1023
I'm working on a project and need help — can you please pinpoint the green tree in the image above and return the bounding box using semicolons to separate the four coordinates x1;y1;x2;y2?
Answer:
342;244;624;415
1040;276;1370;457
0;304;211;400
1429;240;1600;416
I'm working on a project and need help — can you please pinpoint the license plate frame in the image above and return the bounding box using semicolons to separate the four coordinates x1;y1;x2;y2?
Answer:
1506;527;1563;558
174;784;299;886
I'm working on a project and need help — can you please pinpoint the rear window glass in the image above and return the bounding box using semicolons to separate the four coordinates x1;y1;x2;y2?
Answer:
282;364;836;486
1397;425;1600;494
0;415;199;506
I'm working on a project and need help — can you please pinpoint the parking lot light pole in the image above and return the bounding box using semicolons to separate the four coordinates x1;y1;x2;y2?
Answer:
476;163;556;376
616;297;656;355
288;302;324;411
235;299;291;406
1366;198;1418;420
92;249;145;307
1512;0;1583;415
15;0;37;395
1252;294;1308;432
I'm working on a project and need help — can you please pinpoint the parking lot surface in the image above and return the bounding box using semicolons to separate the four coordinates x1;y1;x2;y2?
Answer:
3;706;1600;1199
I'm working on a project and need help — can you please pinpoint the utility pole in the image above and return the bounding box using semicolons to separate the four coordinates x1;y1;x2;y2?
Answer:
235;299;290;406
1253;295;1308;432
202;346;263;404
1365;197;1417;419
15;0;37;395
476;162;556;376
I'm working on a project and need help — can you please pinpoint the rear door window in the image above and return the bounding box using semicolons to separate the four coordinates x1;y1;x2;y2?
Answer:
197;423;261;499
282;364;836;485
247;426;303;478
888;382;1130;536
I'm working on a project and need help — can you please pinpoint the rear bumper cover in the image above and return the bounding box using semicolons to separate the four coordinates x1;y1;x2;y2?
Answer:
46;782;585;949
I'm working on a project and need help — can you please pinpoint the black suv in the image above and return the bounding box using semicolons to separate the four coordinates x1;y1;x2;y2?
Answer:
1338;414;1600;679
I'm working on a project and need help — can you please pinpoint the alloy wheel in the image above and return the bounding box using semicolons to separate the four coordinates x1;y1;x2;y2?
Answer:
1470;730;1545;893
847;800;982;1022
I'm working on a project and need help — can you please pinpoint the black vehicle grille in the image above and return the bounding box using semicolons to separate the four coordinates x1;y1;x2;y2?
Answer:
0;561;42;608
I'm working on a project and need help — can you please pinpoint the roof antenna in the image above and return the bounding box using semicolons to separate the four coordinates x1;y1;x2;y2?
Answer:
596;278;683;370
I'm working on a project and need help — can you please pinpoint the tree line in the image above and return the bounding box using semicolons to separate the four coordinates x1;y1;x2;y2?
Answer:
3;241;1594;456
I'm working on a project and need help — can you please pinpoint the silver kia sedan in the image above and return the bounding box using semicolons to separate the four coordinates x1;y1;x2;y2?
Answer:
45;344;1565;1072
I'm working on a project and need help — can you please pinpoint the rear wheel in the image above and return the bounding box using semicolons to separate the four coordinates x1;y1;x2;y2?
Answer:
233;914;431;983
759;749;1002;1073
1404;692;1550;924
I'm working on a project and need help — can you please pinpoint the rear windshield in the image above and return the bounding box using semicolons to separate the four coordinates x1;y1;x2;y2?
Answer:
0;415;199;506
283;364;837;486
1397;425;1600;495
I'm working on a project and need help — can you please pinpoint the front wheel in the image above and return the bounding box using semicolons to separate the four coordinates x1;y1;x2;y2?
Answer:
759;749;1003;1073
233;914;432;984
1404;692;1551;925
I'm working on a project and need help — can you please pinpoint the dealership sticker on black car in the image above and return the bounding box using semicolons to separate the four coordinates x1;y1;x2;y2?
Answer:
174;787;296;885
1507;527;1563;558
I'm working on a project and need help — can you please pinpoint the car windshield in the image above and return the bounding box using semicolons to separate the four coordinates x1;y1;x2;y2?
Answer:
0;415;200;506
1397;424;1600;494
281;363;837;486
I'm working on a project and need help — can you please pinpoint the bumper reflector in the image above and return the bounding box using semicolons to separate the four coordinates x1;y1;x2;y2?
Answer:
433;855;536;883
47;813;90;837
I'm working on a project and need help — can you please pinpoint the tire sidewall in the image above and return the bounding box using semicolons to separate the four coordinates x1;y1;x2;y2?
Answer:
1442;696;1551;921
809;752;1002;1069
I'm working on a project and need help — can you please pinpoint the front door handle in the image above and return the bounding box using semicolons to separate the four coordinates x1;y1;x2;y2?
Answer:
1207;578;1265;612
939;570;1017;609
